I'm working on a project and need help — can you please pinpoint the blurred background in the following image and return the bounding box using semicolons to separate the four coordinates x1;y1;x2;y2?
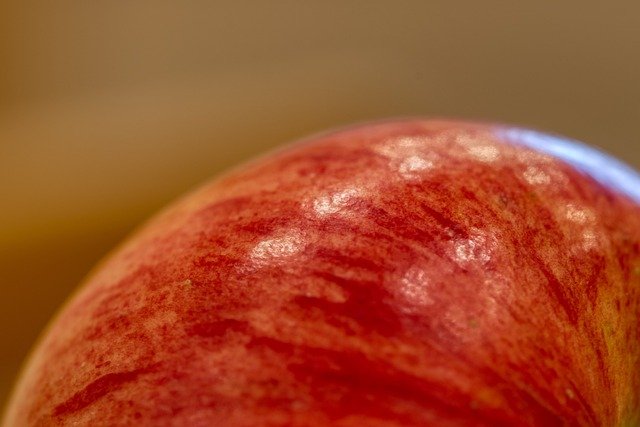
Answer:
1;1;639;408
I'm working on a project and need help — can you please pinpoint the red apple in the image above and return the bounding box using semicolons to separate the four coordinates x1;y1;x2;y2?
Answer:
3;119;640;426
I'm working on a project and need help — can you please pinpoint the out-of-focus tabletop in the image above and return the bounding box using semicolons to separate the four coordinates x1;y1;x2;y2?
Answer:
1;1;639;409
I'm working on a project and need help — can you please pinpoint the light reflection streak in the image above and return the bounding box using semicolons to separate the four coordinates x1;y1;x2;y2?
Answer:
398;155;434;179
250;232;304;264
523;166;551;185
467;145;500;162
312;187;362;216
498;128;640;203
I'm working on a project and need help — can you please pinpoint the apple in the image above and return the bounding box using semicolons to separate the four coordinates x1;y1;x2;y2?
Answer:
3;119;640;426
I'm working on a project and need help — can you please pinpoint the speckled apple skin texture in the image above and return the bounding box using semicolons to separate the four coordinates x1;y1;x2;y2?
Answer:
4;120;640;426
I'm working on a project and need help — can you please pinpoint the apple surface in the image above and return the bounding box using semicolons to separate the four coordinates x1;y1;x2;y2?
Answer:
3;119;640;426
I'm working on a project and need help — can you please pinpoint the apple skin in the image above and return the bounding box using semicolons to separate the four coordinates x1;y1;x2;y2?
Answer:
3;119;640;426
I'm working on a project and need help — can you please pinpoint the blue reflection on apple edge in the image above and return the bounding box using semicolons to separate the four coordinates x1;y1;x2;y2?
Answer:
497;128;640;204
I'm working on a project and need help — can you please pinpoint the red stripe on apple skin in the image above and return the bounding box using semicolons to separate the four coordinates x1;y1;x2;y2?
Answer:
246;336;562;426
4;120;640;426
52;367;155;418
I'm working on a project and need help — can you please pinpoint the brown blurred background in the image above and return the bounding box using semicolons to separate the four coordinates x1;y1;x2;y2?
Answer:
1;1;639;409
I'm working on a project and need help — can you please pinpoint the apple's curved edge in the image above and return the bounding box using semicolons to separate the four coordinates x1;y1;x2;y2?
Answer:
3;117;639;426
497;127;640;204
